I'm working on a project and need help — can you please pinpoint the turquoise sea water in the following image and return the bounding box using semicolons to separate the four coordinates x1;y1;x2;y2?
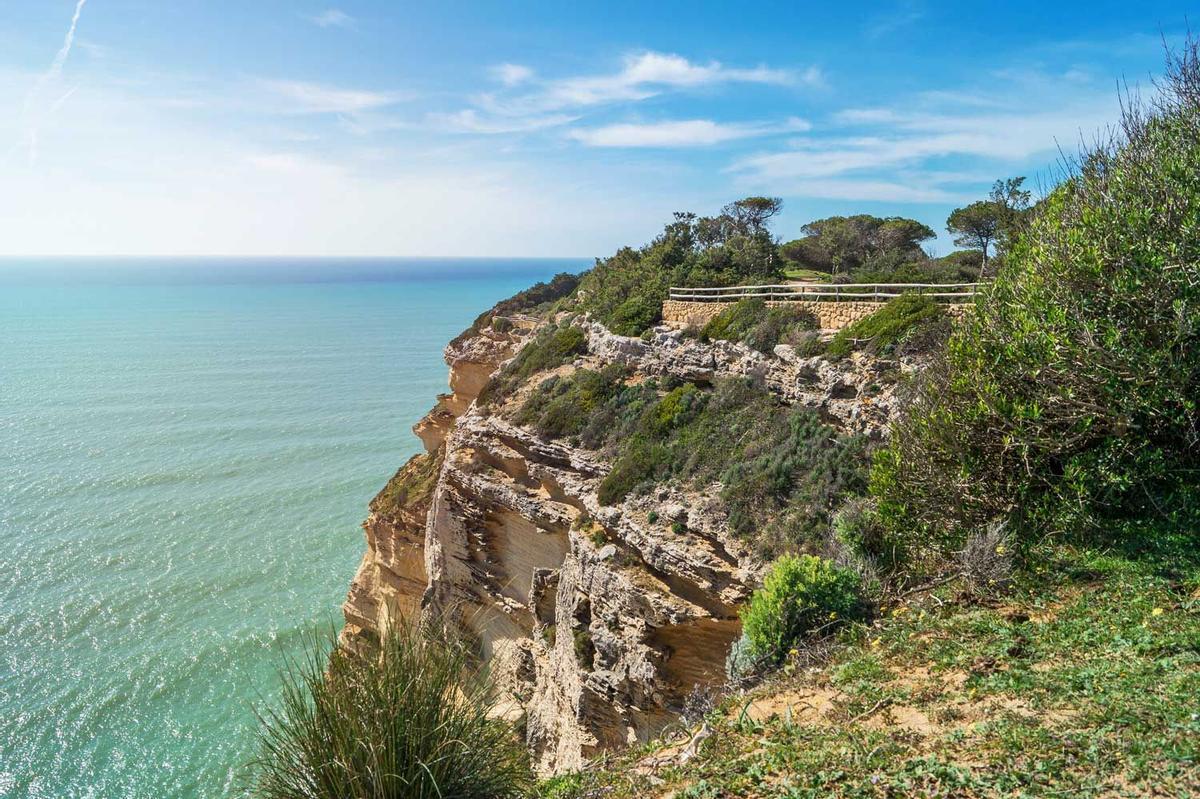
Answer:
0;259;584;798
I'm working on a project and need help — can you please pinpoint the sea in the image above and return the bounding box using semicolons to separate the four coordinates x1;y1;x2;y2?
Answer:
0;258;587;798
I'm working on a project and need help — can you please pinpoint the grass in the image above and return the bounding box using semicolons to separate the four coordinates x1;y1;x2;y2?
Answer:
784;267;832;282
539;538;1200;798
252;620;532;799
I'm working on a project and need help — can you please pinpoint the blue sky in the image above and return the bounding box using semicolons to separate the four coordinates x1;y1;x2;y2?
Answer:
0;1;1193;257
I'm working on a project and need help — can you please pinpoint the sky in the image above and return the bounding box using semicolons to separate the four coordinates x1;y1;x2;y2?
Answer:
0;1;1194;258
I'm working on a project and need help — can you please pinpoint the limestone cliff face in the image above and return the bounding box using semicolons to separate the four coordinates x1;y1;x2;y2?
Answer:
341;312;917;773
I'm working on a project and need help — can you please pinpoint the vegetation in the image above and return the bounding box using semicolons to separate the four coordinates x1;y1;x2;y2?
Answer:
700;297;818;353
371;451;443;520
945;201;1002;275
541;536;1200;798
517;362;868;557
252;621;531;799
782;215;936;276
574;197;786;335
741;554;861;665
514;363;645;442
871;42;1200;570
825;293;948;359
477;323;588;405
944;178;1034;278
452;272;580;346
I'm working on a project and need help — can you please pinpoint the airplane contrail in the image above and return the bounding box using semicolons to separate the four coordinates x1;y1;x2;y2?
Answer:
14;0;89;166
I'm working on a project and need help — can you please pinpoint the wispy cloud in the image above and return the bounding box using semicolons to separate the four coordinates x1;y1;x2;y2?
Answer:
260;79;406;114
732;69;1121;203
489;63;534;87
533;51;800;109
427;108;578;134
864;1;926;40
569;117;810;148
448;51;814;134
307;9;355;29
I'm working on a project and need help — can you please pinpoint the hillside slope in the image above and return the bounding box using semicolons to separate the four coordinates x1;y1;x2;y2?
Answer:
542;539;1200;798
340;305;929;774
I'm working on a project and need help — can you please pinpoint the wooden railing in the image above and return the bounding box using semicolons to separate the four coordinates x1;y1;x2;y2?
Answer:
668;282;984;303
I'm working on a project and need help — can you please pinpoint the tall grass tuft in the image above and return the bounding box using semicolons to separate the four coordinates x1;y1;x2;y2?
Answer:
251;620;532;799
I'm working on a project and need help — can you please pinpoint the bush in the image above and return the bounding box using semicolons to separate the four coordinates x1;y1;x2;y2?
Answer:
452;272;580;346
251;622;532;799
478;324;587;405
574;201;786;336
831;497;888;562
608;294;662;336
701;298;818;353
594;379;869;557
826;293;945;359
719;407;868;557
871;42;1200;564
741;555;860;665
516;364;629;439
521;369;868;560
958;521;1013;596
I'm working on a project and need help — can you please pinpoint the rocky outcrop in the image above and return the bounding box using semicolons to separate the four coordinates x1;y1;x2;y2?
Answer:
584;321;917;437
342;312;915;773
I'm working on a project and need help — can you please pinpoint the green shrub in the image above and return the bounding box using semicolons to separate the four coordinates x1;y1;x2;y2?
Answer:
478;324;587;405
647;383;705;434
742;554;860;664
597;437;671;505
783;328;826;357
574;201;786;336
251;622;532;799
596;379;869;557
701;298;818;353
608;294;662;336
871;43;1200;564
647;510;659;524
572;629;595;669
825;293;945;359
726;416;868;558
452;272;580;346
831;497;887;561
516;364;627;439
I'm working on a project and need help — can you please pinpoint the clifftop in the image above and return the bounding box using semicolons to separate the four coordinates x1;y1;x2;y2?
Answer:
341;297;932;773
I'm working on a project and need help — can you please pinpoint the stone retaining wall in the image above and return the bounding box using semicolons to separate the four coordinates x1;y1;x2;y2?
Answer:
661;299;969;331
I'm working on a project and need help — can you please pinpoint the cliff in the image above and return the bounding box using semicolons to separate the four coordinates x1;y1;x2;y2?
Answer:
340;307;923;774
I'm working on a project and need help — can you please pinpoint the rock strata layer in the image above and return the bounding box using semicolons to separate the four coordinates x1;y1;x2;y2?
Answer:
341;314;915;773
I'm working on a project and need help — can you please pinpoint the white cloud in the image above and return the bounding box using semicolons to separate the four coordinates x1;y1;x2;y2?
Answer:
541;51;800;109
489;63;534;86
260;79;405;114
307;9;355;29
569;117;810;148
444;51;814;134
733;69;1122;204
427;108;578;134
